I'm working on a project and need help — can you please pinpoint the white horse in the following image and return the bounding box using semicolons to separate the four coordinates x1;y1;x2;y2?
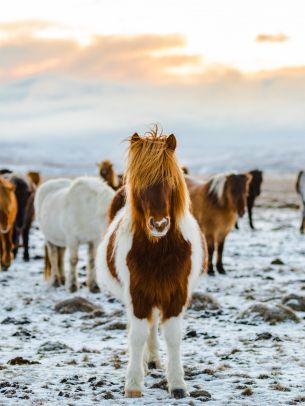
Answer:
296;171;305;233
35;176;114;292
96;132;206;398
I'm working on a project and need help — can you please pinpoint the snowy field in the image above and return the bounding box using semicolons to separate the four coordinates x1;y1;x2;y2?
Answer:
1;179;305;405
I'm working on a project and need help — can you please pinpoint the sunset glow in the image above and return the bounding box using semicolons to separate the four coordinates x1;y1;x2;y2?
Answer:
1;0;305;79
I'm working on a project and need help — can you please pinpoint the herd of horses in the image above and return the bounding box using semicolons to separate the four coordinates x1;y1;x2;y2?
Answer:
0;131;305;399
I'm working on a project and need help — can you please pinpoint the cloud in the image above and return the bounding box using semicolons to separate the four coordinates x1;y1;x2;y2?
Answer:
0;24;201;82
256;33;289;43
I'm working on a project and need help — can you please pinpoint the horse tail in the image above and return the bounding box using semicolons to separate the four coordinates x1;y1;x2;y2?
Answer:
44;244;51;280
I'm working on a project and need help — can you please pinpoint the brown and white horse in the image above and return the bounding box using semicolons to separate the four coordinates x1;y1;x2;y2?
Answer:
0;178;17;271
186;172;251;275
97;131;206;399
97;160;122;190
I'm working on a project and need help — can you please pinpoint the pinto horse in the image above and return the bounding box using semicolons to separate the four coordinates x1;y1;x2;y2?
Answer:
186;173;251;276
97;160;123;190
97;131;206;399
296;171;305;233
0;178;17;270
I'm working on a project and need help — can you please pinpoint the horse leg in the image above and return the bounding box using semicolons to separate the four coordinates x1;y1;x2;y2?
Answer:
248;200;255;230
125;316;149;398
46;242;61;287
0;235;3;271
87;241;100;293
58;247;66;285
301;217;305;234
145;310;161;370
12;227;19;259
216;238;226;274
1;231;13;271
22;224;30;262
68;244;79;293
300;205;305;234
207;237;215;276
163;315;188;398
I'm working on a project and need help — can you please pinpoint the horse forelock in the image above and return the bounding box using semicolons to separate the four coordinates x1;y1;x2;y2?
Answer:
126;132;189;221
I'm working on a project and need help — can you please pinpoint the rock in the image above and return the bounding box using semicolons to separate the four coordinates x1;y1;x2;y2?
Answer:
271;258;285;265
7;357;39;365
1;316;31;325
190;389;212;399
255;332;273;340
239;303;299;325
191;292;220;311
104;321;126;330
282;294;305;311
185;330;197;339
38;341;73;353
150;379;168;390
55;297;103;314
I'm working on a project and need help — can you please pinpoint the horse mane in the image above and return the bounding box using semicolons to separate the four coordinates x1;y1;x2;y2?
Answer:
207;172;237;204
126;128;189;219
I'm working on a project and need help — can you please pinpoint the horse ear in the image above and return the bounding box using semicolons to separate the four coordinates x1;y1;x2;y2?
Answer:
130;133;141;143
166;134;176;151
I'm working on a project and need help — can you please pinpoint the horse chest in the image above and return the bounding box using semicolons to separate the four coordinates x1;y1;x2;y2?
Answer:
126;233;192;320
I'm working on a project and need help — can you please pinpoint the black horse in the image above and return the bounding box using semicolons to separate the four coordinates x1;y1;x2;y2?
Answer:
2;173;36;261
236;169;263;230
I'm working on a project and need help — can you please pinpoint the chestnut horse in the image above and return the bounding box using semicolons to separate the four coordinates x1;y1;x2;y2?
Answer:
27;171;41;187
296;171;305;233
97;131;206;399
0;178;17;270
186;173;251;276
97;160;123;190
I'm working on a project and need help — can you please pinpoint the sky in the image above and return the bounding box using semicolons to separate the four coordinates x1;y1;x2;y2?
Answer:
0;0;304;171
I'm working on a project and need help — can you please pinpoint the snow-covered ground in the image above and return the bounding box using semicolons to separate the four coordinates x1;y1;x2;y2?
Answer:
1;203;305;405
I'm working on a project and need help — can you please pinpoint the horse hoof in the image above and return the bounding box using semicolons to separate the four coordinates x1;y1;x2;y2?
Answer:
217;267;226;275
23;256;30;262
208;269;215;276
60;277;66;286
171;389;188;399
51;279;61;288
89;283;100;294
1;266;9;272
69;284;78;293
148;360;161;369
125;389;142;398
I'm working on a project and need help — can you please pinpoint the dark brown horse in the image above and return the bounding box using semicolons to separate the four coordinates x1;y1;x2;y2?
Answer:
0;178;17;270
236;169;263;229
3;174;36;262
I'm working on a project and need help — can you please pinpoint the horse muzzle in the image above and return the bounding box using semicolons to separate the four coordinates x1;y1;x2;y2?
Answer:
148;217;170;238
